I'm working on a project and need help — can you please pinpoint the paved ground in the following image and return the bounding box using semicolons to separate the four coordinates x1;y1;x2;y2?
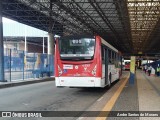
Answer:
137;71;160;120
0;70;159;120
106;70;160;120
0;72;128;120
0;77;53;89
0;79;120;120
82;70;160;120
107;75;139;120
4;71;50;81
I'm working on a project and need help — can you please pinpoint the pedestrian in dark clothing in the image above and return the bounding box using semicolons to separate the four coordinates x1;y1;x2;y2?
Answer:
144;65;148;74
156;66;160;76
147;66;152;76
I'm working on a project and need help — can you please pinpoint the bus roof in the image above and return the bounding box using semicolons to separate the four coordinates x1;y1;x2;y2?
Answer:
101;38;118;52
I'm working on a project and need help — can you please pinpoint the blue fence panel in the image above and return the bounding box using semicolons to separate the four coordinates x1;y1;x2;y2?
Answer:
24;53;35;79
4;48;54;82
4;49;24;81
31;53;54;77
4;48;11;81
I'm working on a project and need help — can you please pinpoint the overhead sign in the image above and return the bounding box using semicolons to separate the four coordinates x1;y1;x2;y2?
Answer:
138;52;143;54
70;39;84;46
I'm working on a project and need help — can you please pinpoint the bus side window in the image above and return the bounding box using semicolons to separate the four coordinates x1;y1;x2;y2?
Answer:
108;49;112;64
101;46;105;64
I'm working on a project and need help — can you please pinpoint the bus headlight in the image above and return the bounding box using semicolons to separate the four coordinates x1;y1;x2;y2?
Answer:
58;65;62;76
92;65;97;76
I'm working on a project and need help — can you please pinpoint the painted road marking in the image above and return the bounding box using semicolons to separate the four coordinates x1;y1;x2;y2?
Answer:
76;117;84;120
96;75;129;120
97;97;104;102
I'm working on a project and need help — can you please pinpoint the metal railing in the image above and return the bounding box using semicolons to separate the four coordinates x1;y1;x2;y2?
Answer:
4;48;54;82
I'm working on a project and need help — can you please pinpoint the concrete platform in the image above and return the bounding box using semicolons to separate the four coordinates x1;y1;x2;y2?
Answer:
0;77;54;89
107;70;160;120
79;70;160;120
0;70;159;120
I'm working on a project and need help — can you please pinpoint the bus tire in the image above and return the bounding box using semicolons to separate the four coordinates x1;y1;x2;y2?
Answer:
57;86;64;88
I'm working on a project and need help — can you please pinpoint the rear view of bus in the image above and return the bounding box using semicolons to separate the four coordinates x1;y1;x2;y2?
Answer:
55;35;121;87
124;61;130;70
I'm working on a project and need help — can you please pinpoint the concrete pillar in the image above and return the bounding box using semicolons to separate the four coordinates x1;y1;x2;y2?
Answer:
47;33;54;55
0;0;5;81
48;0;54;55
129;56;136;84
47;33;54;77
24;25;28;53
24;36;27;52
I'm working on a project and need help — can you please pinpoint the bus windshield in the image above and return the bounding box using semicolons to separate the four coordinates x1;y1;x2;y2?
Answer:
59;38;95;60
125;62;130;65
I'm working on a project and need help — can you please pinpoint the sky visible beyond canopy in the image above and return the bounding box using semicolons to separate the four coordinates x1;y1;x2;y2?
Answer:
3;17;48;37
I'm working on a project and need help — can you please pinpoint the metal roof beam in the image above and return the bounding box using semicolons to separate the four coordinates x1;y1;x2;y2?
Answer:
88;0;121;47
30;0;90;35
70;0;108;35
52;0;96;35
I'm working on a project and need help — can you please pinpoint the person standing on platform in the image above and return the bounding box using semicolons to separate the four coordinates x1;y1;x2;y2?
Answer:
144;64;148;74
148;66;152;76
156;66;160;76
159;66;160;77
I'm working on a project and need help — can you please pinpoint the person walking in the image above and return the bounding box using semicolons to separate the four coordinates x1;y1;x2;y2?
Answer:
144;65;148;74
156;66;160;76
148;66;152;76
158;66;160;77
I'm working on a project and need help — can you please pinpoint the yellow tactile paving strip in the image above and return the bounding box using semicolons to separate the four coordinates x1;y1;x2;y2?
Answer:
96;75;129;120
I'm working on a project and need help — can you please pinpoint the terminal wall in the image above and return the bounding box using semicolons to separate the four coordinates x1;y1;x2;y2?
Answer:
4;41;47;53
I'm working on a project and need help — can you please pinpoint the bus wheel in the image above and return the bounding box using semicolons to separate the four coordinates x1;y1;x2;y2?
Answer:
108;73;112;87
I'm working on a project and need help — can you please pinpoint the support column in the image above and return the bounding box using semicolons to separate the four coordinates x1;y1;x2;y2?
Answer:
24;25;27;52
129;56;136;84
47;33;54;77
24;35;27;52
46;0;54;77
0;0;5;81
47;0;54;55
47;33;54;55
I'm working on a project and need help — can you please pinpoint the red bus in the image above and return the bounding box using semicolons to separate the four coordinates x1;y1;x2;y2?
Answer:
55;35;121;87
124;61;130;70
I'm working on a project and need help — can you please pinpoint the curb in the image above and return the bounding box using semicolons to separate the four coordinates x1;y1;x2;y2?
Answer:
0;77;55;89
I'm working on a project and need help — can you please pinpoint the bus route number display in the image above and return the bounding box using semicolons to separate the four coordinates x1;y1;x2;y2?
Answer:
70;39;84;46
